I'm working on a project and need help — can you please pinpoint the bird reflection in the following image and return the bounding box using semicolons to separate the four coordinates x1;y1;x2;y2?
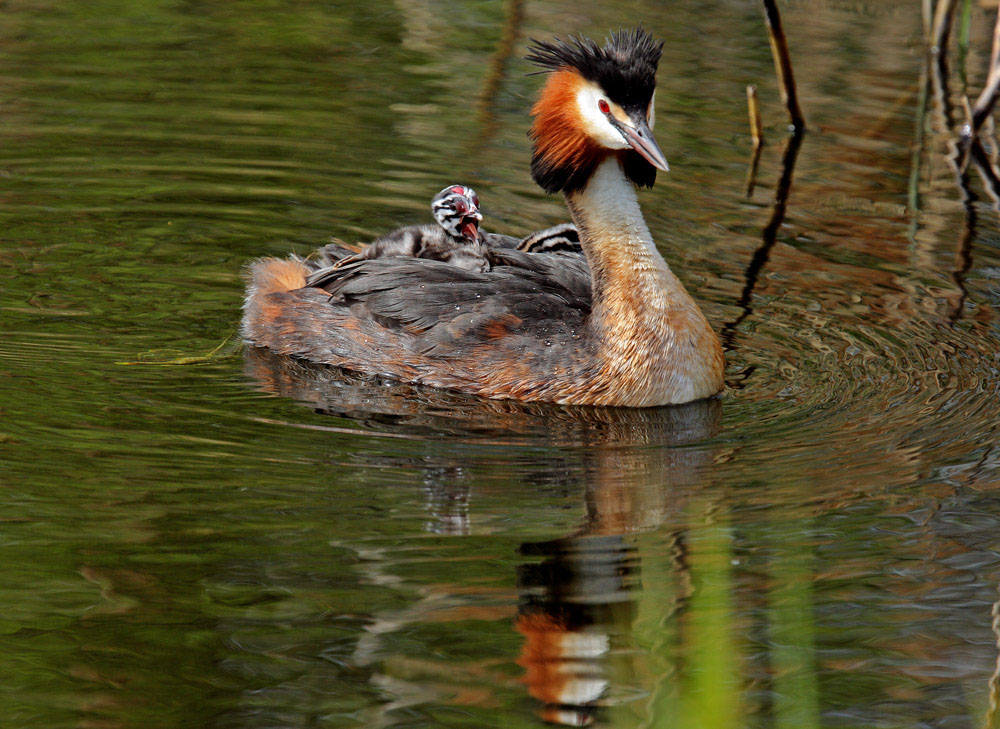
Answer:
243;345;721;446
243;347;721;725
516;535;638;726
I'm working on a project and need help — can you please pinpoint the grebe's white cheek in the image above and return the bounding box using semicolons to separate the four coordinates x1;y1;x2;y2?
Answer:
648;91;656;130
576;84;629;150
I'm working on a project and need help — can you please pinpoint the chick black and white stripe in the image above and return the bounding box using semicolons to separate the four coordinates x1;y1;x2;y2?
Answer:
315;186;490;273
513;223;580;253
307;184;582;284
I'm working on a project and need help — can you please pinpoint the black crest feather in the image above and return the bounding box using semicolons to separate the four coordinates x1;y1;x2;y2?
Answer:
525;27;663;109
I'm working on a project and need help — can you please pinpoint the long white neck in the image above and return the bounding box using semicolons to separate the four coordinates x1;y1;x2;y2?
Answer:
566;157;695;335
564;156;724;405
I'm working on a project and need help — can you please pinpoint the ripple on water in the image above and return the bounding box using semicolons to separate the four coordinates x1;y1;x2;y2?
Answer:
2;2;1000;728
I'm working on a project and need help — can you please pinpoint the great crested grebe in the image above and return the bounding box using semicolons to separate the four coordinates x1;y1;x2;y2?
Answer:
242;28;725;406
312;185;580;273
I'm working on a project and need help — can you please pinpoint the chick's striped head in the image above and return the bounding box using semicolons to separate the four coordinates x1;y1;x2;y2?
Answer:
432;185;482;242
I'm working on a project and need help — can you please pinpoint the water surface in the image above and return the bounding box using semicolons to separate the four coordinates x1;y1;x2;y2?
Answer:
2;1;1000;727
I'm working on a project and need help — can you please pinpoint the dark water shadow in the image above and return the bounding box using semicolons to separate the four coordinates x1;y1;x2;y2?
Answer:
474;0;524;145
924;21;1000;323
243;346;723;449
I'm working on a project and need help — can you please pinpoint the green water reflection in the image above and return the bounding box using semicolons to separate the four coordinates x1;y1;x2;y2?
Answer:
3;0;1000;727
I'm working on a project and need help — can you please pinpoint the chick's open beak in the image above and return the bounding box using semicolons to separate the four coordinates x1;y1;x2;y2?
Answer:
459;209;482;242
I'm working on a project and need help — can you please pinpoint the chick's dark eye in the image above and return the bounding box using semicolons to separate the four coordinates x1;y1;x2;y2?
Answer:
471;193;479;207
453;199;468;215
598;99;610;114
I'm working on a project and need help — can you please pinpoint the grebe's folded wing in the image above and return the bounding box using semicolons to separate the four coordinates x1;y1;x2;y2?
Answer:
486;248;591;303
307;257;590;356
304;241;359;269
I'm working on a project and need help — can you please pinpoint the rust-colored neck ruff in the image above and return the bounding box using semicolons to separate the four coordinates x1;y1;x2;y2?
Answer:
530;69;609;194
531;70;598;167
567;157;725;405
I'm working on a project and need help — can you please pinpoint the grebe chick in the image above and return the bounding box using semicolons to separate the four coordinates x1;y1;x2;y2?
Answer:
309;184;581;278
324;185;489;272
512;223;581;254
243;28;724;406
305;185;588;298
443;185;581;254
394;184;585;257
481;220;582;255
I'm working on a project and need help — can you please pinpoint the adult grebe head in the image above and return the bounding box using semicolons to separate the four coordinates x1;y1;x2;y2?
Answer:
431;184;483;242
525;28;668;195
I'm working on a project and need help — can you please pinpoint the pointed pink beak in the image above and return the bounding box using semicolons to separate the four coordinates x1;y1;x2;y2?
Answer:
619;117;669;172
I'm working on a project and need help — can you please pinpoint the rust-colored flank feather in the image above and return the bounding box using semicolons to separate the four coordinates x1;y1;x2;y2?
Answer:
241;29;725;407
248;257;307;297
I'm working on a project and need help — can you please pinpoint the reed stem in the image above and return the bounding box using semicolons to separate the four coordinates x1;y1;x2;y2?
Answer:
760;0;806;132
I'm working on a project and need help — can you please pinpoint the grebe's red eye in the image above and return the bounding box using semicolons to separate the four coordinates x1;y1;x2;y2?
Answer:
598;99;610;114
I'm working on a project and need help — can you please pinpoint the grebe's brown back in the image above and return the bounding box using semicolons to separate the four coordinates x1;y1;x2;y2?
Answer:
242;28;724;406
